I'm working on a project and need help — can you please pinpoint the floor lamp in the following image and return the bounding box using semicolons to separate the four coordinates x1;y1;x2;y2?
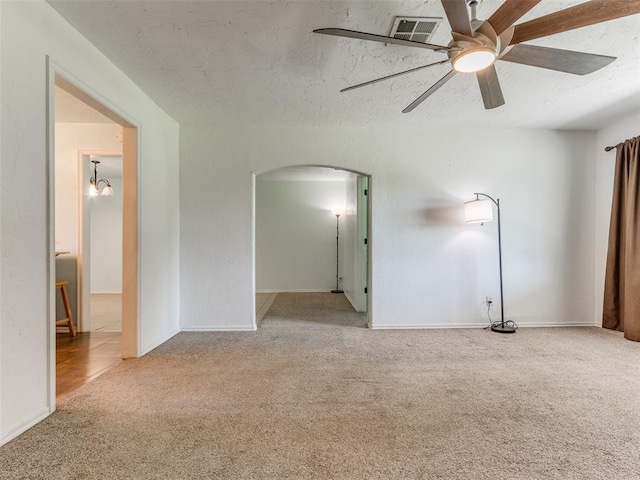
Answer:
331;210;344;294
464;193;516;334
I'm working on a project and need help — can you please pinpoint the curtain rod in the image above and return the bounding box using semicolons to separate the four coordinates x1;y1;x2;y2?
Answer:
605;135;640;152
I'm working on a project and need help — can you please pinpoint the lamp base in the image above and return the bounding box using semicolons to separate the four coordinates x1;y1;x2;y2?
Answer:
331;290;344;294
491;323;516;334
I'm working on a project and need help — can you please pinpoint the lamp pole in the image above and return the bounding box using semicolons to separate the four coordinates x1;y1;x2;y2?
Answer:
473;193;514;334
331;212;343;294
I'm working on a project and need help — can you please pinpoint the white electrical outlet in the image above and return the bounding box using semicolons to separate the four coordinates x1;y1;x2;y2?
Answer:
486;296;492;304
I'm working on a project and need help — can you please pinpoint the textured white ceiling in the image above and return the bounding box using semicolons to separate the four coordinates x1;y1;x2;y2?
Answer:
48;0;640;129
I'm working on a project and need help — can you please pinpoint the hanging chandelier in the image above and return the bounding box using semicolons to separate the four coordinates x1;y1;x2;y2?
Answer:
89;160;113;196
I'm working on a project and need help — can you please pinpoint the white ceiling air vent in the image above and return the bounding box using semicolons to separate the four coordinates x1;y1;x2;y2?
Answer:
389;17;442;44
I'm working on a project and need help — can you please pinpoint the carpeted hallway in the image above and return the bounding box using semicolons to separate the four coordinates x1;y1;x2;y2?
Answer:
2;293;640;479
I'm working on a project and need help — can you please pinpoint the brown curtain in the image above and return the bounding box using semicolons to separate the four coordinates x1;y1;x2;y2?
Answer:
603;136;640;341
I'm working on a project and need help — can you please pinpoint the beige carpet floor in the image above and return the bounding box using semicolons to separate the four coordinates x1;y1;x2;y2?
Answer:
2;293;640;479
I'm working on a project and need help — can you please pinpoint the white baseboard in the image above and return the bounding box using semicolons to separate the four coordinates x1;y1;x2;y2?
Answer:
256;289;331;294
140;328;181;356
180;325;257;332
371;322;598;330
371;323;488;330
90;290;122;294
514;322;598;328
1;406;50;447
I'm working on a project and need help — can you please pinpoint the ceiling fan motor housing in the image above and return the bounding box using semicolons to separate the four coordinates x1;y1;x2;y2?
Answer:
448;20;501;72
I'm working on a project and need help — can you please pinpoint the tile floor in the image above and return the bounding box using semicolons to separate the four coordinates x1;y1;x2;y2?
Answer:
90;293;122;332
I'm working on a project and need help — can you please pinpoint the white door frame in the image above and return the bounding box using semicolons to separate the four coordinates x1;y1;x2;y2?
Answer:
251;165;372;327
47;58;141;412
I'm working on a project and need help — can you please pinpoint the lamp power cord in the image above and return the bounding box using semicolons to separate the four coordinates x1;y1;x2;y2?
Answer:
484;299;518;331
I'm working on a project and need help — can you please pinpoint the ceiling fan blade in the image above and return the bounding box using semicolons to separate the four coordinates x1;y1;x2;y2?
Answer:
341;60;450;92
510;0;640;45
476;65;505;109
441;0;472;36
501;44;616;75
402;70;456;113
487;0;542;35
313;28;448;51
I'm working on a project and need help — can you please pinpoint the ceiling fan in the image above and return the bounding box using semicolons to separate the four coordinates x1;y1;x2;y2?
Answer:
314;0;640;112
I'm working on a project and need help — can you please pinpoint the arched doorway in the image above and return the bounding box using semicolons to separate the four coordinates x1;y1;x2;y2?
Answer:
253;165;371;328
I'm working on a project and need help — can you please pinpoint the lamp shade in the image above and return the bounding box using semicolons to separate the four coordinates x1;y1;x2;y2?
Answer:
101;185;114;196
464;199;493;223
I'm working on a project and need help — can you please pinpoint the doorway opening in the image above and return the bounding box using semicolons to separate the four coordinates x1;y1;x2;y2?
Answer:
83;154;123;334
49;68;139;405
253;166;371;328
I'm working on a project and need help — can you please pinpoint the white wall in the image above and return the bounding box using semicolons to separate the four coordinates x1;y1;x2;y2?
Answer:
256;178;350;292
90;177;123;293
54;123;122;254
594;110;640;325
55;124;122;323
0;1;180;445
180;125;596;331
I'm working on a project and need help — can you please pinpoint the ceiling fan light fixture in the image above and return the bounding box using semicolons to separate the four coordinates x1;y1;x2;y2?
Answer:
452;47;496;73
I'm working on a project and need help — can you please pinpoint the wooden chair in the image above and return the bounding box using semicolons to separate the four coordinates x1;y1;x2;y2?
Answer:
56;281;77;337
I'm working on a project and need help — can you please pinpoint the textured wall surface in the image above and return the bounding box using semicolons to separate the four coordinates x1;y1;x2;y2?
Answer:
180;124;596;330
0;1;180;445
